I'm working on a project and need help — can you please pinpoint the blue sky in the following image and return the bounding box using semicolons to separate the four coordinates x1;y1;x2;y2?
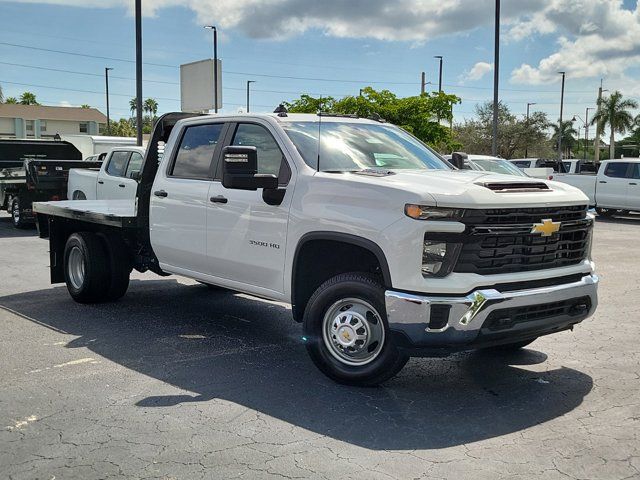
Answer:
1;0;639;130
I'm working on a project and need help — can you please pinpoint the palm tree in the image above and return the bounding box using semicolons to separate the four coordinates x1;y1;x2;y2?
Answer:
129;98;137;117
551;120;578;159
80;104;91;109
19;91;39;105
143;98;158;118
5;97;18;104
590;90;638;159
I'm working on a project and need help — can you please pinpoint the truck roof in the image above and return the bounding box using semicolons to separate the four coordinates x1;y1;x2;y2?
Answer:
183;112;387;125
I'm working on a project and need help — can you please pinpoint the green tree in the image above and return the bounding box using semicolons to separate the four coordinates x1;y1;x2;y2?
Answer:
283;87;460;149
454;102;551;159
143;98;158;117
5;96;18;104
590;90;638;160
19;91;39;105
0;84;4;103
80;104;91;109
551;120;578;159
129;98;137;117
106;118;136;137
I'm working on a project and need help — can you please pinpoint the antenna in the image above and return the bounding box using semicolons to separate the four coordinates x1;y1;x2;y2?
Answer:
316;110;322;172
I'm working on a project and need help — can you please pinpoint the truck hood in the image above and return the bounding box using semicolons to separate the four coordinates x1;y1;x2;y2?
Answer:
342;169;590;208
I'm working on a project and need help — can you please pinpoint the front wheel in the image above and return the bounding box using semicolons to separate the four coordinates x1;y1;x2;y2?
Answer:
303;273;408;386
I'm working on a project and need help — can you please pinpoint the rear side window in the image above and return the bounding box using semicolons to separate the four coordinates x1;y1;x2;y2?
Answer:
511;161;529;168
604;162;630;178
630;163;640;179
125;152;143;178
106;151;131;177
172;123;224;179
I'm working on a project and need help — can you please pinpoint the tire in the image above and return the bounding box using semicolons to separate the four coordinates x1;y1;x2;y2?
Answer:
483;338;536;352
98;232;131;301
303;273;409;386
64;232;110;303
596;207;615;218
11;197;29;229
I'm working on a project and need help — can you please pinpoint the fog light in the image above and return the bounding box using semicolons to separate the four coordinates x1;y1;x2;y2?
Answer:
422;241;447;275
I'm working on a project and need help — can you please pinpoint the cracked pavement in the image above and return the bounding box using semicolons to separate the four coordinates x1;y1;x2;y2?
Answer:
0;212;638;479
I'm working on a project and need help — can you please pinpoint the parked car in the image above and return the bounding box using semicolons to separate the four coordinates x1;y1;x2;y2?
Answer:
34;111;598;386
553;158;640;216
0;139;100;228
68;147;145;200
444;154;529;177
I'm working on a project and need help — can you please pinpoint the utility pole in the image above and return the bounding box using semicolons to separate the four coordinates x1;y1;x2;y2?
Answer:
585;107;594;161
420;72;426;95
557;71;566;161
246;80;255;113
204;25;218;113
492;0;500;156
594;80;604;164
434;56;443;92
525;102;536;158
135;0;142;146
104;67;113;135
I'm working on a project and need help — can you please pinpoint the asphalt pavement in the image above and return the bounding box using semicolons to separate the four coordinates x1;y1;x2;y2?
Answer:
0;211;639;479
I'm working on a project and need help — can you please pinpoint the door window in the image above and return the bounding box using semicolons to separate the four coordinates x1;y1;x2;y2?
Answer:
231;123;290;183
125;152;143;178
604;162;630;178
171;123;223;179
106;151;131;177
630;163;640;179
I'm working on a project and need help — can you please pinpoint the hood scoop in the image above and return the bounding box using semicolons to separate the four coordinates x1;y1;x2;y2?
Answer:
477;181;550;193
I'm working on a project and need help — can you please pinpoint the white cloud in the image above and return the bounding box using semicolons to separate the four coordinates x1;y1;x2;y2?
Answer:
465;62;493;81
509;0;640;85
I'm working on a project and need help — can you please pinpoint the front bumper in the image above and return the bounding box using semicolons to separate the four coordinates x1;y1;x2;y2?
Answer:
385;274;598;354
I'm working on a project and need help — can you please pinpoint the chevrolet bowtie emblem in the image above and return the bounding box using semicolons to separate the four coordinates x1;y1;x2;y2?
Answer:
342;331;351;341
531;218;561;236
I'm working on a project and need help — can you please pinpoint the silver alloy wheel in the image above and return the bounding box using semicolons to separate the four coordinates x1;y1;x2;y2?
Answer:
67;246;86;290
322;298;385;366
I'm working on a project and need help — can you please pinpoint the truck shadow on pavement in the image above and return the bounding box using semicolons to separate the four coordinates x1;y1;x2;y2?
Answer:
0;279;593;450
0;215;37;238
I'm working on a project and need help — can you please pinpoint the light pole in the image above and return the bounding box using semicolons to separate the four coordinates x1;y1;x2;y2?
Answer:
135;0;142;146
104;67;113;135
492;0;500;156
246;80;255;113
434;56;443;92
525;102;536;158
557;71;566;161
204;25;218;113
593;81;608;164
585;107;594;160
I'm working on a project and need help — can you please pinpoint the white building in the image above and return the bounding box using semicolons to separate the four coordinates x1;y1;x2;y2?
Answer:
0;104;107;139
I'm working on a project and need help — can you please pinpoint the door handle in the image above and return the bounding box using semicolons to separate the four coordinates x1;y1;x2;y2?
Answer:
118;183;126;188
598;181;607;184
210;195;228;204
153;190;168;198
98;180;104;184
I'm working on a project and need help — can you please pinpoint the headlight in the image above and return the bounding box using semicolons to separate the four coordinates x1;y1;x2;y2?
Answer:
405;205;464;221
422;239;462;277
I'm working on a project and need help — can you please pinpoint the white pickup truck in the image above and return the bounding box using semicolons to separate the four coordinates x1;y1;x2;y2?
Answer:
67;147;145;200
33;112;599;386
553;159;640;216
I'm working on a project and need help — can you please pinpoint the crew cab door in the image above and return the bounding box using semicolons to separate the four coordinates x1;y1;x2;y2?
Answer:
97;150;140;200
626;163;640;211
597;162;631;209
205;121;293;294
150;122;226;274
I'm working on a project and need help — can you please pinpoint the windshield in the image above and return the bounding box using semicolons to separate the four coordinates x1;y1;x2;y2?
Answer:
470;159;528;177
281;121;451;172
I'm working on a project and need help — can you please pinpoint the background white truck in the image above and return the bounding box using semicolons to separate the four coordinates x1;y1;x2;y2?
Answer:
553;158;640;216
67;147;145;200
34;112;598;386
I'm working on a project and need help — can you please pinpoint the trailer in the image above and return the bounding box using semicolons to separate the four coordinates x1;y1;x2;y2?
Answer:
0;139;101;228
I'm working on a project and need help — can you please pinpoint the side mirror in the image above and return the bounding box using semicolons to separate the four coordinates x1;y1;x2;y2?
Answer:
222;146;278;190
130;170;141;181
450;152;468;170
